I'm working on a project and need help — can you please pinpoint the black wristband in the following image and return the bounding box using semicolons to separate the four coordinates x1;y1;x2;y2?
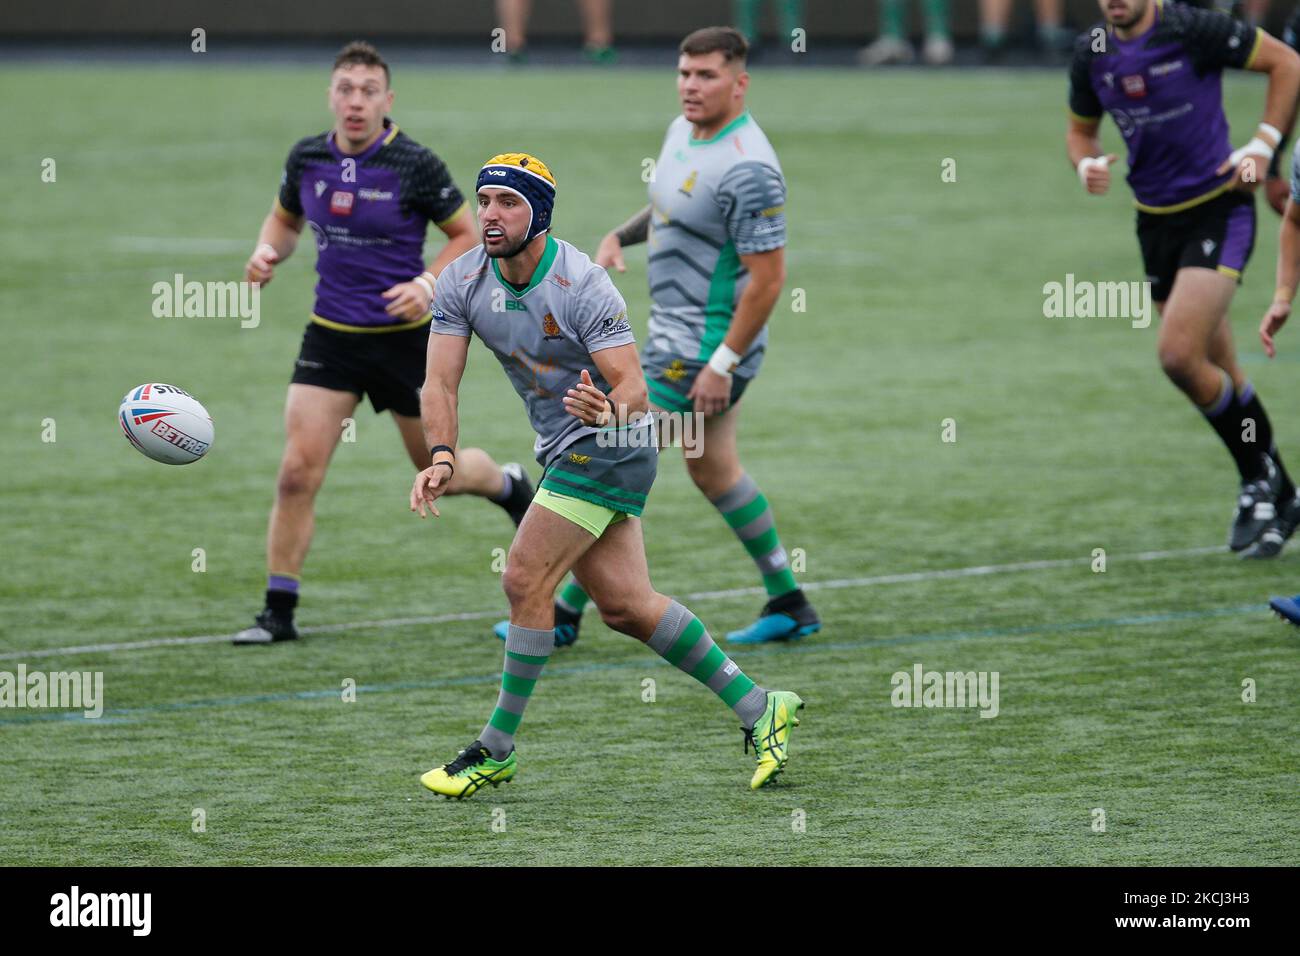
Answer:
431;460;455;478
429;444;455;461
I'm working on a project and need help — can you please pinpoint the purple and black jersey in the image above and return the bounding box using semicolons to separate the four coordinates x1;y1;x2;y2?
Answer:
1068;1;1262;211
276;119;466;330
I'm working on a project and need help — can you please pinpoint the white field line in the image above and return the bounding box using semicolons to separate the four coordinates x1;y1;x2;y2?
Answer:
0;545;1223;661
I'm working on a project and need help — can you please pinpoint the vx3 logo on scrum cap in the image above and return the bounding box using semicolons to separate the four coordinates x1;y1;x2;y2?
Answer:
50;886;151;936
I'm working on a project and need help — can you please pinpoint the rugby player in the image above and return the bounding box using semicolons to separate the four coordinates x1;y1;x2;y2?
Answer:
234;42;534;645
1263;127;1300;618
501;26;820;648
412;153;804;796
1264;5;1300;214
1068;0;1300;558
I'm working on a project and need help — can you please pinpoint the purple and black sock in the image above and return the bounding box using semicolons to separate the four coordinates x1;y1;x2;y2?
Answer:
265;574;299;619
1236;383;1296;498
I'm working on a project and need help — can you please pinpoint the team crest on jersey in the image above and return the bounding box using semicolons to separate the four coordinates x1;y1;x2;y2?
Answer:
315;180;328;198
678;170;699;197
1121;74;1146;98
330;190;354;215
567;452;591;466
1202;239;1216;257
664;359;687;382
542;312;562;339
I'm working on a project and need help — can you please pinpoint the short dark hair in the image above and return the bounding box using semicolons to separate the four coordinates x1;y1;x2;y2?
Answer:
333;41;390;87
679;26;749;66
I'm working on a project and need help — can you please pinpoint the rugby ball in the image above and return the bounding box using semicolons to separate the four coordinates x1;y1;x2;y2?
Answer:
118;383;214;465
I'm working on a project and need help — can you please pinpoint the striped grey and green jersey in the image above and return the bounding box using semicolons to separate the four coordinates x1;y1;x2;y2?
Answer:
645;110;787;378
430;236;638;466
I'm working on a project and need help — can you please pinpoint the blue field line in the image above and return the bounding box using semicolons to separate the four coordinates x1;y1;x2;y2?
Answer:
0;602;1272;726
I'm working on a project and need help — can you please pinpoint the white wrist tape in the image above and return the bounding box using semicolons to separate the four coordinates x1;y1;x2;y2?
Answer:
707;344;741;377
1076;155;1110;187
413;274;435;299
1228;137;1274;167
1258;122;1283;148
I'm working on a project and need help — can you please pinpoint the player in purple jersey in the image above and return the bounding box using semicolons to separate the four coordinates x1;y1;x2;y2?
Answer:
1067;0;1300;557
233;43;535;645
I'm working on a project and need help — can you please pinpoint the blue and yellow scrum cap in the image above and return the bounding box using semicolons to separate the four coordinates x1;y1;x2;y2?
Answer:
476;153;557;242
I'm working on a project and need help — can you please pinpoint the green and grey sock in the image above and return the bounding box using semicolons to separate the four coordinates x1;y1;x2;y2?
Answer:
924;0;950;38
480;623;552;759
778;0;805;41
556;578;591;616
734;0;763;41
647;601;767;727
710;473;798;598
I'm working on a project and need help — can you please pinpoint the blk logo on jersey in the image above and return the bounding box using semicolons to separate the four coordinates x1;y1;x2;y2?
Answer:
330;190;355;216
1121;74;1146;98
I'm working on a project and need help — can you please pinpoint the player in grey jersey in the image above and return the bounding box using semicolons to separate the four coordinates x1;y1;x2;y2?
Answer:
1258;140;1300;582
604;26;818;643
539;26;821;647
410;152;804;797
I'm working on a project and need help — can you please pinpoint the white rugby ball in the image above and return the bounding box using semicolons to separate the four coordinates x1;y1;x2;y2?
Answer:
118;383;214;465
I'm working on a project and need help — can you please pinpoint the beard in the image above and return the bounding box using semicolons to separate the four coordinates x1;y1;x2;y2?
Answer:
482;232;530;259
1107;1;1146;29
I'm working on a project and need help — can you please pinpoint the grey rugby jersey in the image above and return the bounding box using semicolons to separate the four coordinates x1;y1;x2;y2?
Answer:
645;110;787;376
431;236;637;464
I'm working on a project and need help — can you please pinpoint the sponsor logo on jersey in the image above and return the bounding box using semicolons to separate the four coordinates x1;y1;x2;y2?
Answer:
330;190;354;215
1149;59;1183;77
664;359;687;382
567;452;591;466
598;311;631;336
1121;74;1146;98
553;275;571;288
678;170;699;197
542;312;562;339
357;188;394;201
